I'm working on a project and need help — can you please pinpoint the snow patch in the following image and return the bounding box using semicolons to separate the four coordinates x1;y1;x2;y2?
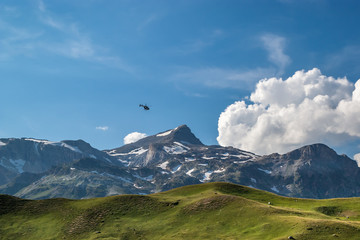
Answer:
234;159;253;164
198;163;208;166
24;139;83;154
174;141;190;150
24;138;52;144
231;154;248;158
214;168;226;173
163;145;187;154
128;147;148;155
70;167;76;171
111;147;148;156
108;152;127;157
133;184;144;189
60;175;77;181
200;171;213;182
251;178;257;183
158;161;169;170
107;149;117;155
185;157;196;162
61;143;83;153
271;186;279;193
230;152;258;160
117;159;130;166
0;141;7;147
186;168;195;177
202;156;216;160
157;130;173;137
258;168;272;174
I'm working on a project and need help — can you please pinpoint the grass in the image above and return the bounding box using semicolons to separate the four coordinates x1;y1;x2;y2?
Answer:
1;182;360;239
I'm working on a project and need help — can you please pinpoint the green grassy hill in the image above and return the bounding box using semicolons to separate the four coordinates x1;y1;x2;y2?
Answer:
1;182;360;239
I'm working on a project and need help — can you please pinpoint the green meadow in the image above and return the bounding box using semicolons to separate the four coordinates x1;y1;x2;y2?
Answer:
1;182;360;239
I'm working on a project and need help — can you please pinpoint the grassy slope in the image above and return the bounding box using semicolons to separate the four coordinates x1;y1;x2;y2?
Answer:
1;182;360;239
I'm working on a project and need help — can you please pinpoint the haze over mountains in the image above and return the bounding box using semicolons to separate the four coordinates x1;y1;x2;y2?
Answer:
1;125;359;199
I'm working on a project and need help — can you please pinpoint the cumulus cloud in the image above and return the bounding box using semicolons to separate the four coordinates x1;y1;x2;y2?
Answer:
96;126;109;131
217;68;360;155
124;132;148;144
354;153;360;167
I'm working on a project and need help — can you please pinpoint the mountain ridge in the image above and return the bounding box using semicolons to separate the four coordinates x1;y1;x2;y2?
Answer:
1;124;359;199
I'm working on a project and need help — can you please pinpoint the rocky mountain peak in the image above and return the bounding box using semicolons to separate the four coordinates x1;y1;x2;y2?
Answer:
285;143;339;160
160;124;203;145
111;124;203;154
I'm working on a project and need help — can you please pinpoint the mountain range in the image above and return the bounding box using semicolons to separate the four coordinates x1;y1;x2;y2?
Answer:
1;124;359;199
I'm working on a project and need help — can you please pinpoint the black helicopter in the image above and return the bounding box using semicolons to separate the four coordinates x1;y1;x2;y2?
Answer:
139;104;150;110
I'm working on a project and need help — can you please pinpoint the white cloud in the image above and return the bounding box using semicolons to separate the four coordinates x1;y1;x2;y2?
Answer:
0;19;43;60
261;34;291;73
217;68;360;155
36;4;97;60
173;67;276;89
40;15;64;30
51;39;95;59
0;1;132;71
124;132;148;144
96;126;109;131
38;0;46;12
172;33;289;90
354;153;360;167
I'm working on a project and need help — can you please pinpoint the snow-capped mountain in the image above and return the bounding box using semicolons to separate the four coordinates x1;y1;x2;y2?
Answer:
248;144;360;198
0;138;120;185
106;124;205;167
105;125;258;191
1;125;360;199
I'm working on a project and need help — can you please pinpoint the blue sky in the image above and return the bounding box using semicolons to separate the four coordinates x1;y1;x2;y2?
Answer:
1;0;360;158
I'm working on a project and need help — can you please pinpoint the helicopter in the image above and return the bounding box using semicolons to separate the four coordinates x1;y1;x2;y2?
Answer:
139;104;150;110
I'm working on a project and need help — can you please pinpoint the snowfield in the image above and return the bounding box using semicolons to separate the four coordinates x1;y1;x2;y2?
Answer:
156;130;172;137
